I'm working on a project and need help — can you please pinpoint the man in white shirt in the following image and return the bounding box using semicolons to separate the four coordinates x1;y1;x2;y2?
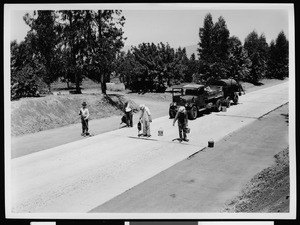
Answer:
79;101;90;136
139;104;152;137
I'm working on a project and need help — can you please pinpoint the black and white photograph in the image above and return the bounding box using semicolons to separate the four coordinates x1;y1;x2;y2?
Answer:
129;222;274;225
4;3;295;220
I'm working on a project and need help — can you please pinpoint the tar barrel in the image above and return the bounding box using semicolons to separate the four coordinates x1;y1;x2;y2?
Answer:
208;140;214;147
158;127;164;136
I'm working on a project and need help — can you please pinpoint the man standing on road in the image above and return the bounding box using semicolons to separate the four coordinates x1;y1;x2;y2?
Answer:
173;106;189;142
79;102;90;136
139;104;152;137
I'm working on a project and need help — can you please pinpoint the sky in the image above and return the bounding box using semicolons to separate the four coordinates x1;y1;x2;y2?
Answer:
8;4;292;49
121;9;289;48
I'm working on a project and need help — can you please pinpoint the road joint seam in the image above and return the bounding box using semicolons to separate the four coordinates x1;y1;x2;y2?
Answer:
257;102;289;119
187;147;207;159
216;114;259;119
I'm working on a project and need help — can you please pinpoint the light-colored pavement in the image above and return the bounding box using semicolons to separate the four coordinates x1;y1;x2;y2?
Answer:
91;104;289;214
9;81;288;214
10;94;169;159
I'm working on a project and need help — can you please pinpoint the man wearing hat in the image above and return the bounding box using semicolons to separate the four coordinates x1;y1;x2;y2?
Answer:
139;104;152;137
124;101;133;127
79;101;90;136
173;106;189;142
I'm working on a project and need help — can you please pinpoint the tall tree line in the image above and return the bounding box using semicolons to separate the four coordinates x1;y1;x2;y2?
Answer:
114;13;288;93
197;13;289;84
11;11;289;99
11;10;125;100
266;31;289;80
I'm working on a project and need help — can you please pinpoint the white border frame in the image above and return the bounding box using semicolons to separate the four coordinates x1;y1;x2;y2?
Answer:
4;3;296;220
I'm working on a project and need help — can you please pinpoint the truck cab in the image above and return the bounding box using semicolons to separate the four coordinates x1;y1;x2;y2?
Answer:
169;84;224;120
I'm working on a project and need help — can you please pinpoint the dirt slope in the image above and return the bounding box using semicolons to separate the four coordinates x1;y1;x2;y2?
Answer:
11;93;138;136
222;147;290;213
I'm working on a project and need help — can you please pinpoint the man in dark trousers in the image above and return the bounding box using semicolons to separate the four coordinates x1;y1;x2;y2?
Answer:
173;106;189;142
124;101;133;127
79;101;90;136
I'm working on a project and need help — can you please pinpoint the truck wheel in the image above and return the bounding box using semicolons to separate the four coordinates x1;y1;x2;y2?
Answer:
233;93;239;105
215;99;222;112
225;97;231;108
169;108;176;119
188;106;198;120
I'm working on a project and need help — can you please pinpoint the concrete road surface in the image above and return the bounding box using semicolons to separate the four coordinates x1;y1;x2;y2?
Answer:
91;104;289;214
9;82;288;214
10;94;169;158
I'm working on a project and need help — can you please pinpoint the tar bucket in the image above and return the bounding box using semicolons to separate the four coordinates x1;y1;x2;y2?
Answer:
208;139;214;148
222;106;227;112
158;127;164;136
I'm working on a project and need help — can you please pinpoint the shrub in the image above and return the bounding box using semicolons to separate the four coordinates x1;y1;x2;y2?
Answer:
11;65;40;100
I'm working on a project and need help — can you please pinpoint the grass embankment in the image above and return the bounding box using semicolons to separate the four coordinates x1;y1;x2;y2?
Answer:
11;78;287;137
11;93;138;136
223;147;290;213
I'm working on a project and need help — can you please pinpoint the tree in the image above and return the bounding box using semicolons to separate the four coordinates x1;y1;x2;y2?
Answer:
57;43;74;89
198;14;230;82
185;53;198;83
59;10;91;93
24;10;61;93
198;13;214;62
244;31;269;83
198;13;214;82
266;40;277;79
210;16;230;80
267;31;289;79
11;36;44;100
212;16;230;62
228;36;251;81
11;10;126;98
114;50;135;88
117;42;189;93
130;42;162;92
275;31;289;79
83;10;126;94
172;47;189;85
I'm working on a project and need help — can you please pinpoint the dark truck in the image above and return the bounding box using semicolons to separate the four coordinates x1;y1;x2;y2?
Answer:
209;78;244;107
169;79;244;120
169;83;224;120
